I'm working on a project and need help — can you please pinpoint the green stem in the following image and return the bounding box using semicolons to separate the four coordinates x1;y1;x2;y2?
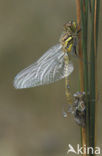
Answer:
89;0;95;155
79;0;99;155
80;0;89;147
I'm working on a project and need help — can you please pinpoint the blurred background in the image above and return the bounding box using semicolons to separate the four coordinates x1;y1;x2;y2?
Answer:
0;0;102;156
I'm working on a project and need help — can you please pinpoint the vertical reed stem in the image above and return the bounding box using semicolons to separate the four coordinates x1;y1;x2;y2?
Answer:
80;0;90;149
76;1;86;156
89;0;100;155
75;0;100;155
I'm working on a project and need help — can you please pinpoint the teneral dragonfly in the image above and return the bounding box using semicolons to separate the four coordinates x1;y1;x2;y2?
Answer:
14;21;79;89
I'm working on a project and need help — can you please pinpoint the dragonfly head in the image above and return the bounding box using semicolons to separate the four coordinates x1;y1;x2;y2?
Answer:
64;21;77;33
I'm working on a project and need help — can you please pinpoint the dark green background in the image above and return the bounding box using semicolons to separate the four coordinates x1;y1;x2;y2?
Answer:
0;0;102;156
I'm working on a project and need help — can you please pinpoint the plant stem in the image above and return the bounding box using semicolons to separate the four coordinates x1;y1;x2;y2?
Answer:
89;0;100;155
80;0;90;149
76;1;87;156
76;0;100;155
89;0;95;148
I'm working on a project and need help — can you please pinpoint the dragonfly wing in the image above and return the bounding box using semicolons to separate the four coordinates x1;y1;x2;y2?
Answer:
14;44;74;89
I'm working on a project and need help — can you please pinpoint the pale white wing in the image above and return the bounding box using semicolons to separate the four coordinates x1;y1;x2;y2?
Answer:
14;44;74;89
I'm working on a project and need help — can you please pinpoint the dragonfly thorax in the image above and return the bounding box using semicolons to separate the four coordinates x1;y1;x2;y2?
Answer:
60;33;74;53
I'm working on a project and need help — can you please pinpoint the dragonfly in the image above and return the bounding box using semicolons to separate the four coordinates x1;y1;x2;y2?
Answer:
14;21;80;89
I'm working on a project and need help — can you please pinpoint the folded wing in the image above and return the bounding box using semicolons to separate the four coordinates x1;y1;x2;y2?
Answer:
14;44;74;89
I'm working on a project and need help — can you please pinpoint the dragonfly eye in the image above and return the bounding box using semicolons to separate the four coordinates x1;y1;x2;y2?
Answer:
64;21;74;32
